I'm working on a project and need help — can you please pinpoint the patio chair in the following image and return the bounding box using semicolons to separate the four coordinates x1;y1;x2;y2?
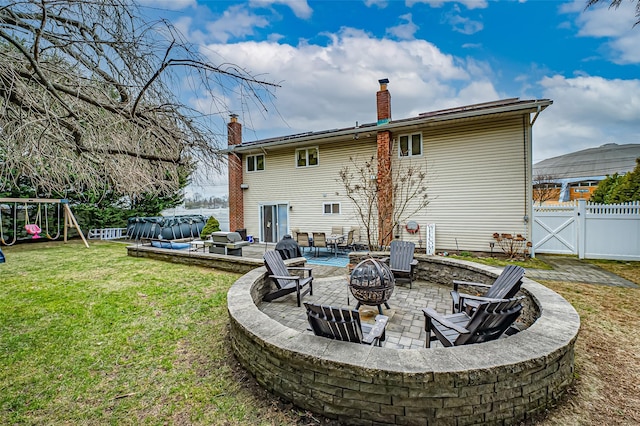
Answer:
331;226;343;236
304;302;388;346
350;227;367;251
312;232;328;257
382;240;418;288
297;232;311;253
423;296;524;347
263;250;313;307
450;264;524;313
337;229;354;253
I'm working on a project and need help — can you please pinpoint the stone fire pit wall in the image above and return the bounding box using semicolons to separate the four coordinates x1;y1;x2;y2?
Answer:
228;255;580;425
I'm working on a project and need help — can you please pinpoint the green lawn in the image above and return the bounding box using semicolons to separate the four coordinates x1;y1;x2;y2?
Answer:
3;241;638;425
0;241;299;425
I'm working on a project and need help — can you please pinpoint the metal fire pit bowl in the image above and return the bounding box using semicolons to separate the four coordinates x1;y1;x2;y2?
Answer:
348;258;395;314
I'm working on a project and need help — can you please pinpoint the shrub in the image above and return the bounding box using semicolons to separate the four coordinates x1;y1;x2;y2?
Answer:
200;216;220;239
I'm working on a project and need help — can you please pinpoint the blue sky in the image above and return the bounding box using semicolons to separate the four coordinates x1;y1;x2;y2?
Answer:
139;0;640;198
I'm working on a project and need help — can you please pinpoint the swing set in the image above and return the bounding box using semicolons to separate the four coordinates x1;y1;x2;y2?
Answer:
0;198;89;248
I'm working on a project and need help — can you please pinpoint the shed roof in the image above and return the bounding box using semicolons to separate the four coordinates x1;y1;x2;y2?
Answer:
533;143;640;179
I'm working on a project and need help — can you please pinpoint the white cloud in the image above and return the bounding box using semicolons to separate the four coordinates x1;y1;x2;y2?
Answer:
533;75;640;162
201;28;494;139
444;12;483;35
365;0;388;8
137;0;196;11
565;0;640;65
205;5;270;43
406;0;488;10
386;13;419;40
249;0;313;19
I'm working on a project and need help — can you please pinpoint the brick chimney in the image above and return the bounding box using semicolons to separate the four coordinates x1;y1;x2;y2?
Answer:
376;79;393;247
227;114;244;233
377;78;391;125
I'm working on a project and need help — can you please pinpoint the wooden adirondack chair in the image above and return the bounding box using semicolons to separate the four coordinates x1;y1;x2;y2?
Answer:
263;250;313;307
383;240;418;288
450;265;524;313
304;302;388;346
423;296;524;347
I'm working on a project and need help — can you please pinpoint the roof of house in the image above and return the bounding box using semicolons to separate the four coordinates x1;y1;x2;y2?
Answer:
223;97;552;154
533;143;640;180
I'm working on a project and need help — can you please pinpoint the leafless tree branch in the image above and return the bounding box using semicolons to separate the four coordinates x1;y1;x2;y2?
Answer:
0;0;279;196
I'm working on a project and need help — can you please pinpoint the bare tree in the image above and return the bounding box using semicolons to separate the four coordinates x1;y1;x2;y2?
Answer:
586;0;640;26
339;156;429;250
533;173;560;206
0;0;278;197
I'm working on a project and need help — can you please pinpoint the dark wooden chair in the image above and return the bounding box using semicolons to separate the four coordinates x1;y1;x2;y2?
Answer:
450;265;524;313
423;296;524;347
304;302;388;346
382;240;418;288
263;250;313;307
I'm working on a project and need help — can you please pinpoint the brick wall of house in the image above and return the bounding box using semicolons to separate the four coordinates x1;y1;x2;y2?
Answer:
228;115;244;232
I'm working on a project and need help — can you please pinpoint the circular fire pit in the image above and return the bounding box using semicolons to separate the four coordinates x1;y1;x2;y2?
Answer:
348;258;394;314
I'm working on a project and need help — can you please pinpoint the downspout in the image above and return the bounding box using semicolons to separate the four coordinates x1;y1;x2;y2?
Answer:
524;114;533;256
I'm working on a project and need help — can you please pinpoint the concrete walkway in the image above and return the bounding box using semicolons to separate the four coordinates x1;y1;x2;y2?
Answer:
526;255;638;288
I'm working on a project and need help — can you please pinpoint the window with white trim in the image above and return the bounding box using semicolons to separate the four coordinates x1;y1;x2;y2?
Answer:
296;147;319;167
247;154;265;172
398;133;422;157
323;202;340;215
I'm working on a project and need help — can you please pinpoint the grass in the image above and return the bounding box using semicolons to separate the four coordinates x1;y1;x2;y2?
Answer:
1;241;302;425
449;253;552;269
1;241;638;425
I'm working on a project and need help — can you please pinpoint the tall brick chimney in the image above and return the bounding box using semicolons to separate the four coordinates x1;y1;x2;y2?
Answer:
377;78;391;125
227;114;244;233
376;79;393;246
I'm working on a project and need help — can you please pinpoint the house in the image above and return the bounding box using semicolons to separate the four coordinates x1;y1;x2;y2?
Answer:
533;143;640;203
224;79;552;253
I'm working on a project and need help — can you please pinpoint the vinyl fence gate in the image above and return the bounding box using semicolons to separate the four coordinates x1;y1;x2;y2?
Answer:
532;200;640;261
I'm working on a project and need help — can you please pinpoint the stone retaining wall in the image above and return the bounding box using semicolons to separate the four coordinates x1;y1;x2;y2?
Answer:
228;256;580;425
126;243;305;275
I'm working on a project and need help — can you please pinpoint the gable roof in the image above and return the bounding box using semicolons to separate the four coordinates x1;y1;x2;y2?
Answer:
223;97;552;154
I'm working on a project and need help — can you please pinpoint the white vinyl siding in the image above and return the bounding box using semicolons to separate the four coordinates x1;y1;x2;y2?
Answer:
393;116;531;252
240;115;531;252
242;138;376;239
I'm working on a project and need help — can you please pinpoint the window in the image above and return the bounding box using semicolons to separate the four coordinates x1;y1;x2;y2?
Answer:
398;133;422;157
296;147;319;167
323;203;340;215
247;154;265;172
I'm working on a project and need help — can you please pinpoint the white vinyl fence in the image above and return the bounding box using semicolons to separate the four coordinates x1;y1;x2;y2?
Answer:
533;200;640;261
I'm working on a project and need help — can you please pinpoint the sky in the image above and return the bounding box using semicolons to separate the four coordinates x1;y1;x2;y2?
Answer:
138;0;640;198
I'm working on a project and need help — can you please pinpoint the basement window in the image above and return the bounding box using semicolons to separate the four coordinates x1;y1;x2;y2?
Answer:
247;154;265;172
398;133;422;157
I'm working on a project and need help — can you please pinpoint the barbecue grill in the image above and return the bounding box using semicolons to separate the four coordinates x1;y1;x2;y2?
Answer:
209;231;250;256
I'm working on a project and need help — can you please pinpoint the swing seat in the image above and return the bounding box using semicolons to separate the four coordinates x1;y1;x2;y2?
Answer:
25;223;42;238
